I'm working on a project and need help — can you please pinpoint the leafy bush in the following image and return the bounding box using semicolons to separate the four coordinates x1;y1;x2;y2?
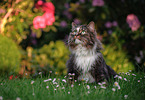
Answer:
17;40;133;76
35;41;133;75
0;35;21;75
35;40;70;75
102;45;134;73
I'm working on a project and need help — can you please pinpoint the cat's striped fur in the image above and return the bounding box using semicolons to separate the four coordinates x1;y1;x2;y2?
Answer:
67;21;117;83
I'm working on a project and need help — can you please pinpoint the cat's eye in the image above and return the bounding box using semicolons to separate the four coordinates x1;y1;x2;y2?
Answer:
72;30;77;34
73;32;77;34
81;31;86;35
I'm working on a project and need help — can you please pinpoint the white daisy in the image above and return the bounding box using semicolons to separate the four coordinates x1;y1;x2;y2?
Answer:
46;86;49;89
31;81;35;84
62;79;66;83
86;85;90;89
16;97;21;100
124;95;128;99
112;88;116;91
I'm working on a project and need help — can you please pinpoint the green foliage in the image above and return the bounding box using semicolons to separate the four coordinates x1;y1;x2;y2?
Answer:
35;41;133;75
102;45;134;73
36;40;70;75
1;0;35;44
0;35;21;75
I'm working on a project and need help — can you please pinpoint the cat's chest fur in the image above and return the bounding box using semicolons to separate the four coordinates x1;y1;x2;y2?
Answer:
73;45;97;83
75;54;97;73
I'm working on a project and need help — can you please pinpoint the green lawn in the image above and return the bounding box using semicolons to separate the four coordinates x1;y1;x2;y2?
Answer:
0;72;145;100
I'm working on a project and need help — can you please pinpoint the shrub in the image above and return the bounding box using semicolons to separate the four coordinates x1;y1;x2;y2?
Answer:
36;41;133;75
0;35;21;75
35;40;70;75
102;45;134;73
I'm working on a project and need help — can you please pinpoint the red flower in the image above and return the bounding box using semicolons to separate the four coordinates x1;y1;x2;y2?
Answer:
43;12;55;26
9;75;18;80
126;14;141;32
42;2;55;14
15;76;18;78
9;75;13;80
33;16;46;29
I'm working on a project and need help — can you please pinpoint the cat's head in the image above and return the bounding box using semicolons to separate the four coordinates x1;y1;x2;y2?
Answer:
68;21;102;51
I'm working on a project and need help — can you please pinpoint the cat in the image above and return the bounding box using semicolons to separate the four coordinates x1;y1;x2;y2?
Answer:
66;21;117;83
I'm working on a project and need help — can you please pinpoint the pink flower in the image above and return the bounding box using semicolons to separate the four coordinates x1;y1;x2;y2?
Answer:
43;12;55;26
33;16;46;29
105;21;112;28
79;0;85;3
92;0;104;6
74;18;81;24
126;14;141;32
33;1;55;29
112;21;118;27
108;30;112;34
37;0;44;6
42;2;55;14
60;21;67;27
35;0;44;8
35;1;55;14
63;10;72;19
64;3;70;9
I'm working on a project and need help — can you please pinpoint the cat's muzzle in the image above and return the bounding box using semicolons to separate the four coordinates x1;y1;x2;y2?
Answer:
72;34;82;44
75;38;82;44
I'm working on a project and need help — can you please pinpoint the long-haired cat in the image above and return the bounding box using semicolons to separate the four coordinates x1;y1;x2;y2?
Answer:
67;21;117;83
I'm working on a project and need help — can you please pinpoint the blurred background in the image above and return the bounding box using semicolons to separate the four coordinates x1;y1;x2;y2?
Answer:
0;0;145;79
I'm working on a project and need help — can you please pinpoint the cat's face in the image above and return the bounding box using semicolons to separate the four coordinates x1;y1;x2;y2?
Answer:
68;21;97;50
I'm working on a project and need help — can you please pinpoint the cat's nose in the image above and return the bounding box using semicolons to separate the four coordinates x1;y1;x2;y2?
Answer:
74;35;80;39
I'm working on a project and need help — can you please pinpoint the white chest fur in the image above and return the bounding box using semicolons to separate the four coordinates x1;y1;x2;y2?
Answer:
75;54;97;73
73;45;97;71
75;54;97;83
73;45;97;83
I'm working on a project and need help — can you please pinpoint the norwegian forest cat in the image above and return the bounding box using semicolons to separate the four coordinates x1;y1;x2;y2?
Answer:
67;21;117;83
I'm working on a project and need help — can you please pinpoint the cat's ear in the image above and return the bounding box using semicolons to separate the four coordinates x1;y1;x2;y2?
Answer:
72;22;77;29
87;21;95;32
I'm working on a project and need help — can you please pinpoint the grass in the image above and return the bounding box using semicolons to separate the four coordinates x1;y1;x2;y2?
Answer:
0;72;145;100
